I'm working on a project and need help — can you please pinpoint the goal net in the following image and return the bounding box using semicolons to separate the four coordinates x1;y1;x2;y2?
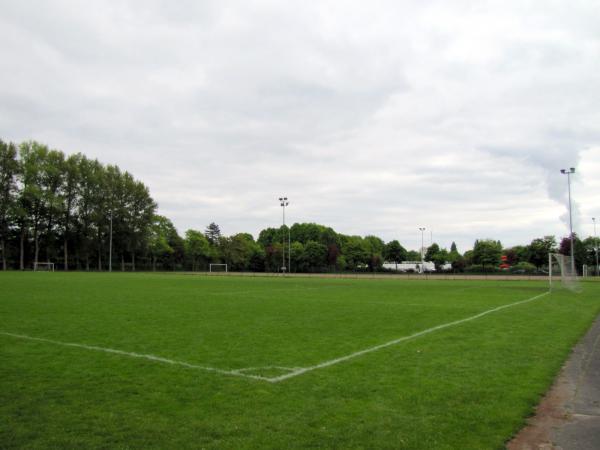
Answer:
209;263;228;273
34;262;55;272
549;253;579;292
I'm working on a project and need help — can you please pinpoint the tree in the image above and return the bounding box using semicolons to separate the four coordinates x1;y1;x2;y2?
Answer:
148;216;177;271
290;242;306;272
582;236;600;275
431;248;449;271
185;230;211;271
527;236;557;269
0;140;19;270
18;141;48;269
205;222;221;246
425;243;440;262
304;240;327;272
559;234;586;274
342;236;369;270
472;239;502;272
384;240;407;270
406;250;420;261
60;153;82;270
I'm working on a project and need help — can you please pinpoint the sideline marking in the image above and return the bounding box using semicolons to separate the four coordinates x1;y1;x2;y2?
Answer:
268;291;550;382
0;332;270;382
1;291;549;383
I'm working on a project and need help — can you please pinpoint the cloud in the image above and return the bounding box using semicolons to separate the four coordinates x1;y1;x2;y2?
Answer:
1;0;599;251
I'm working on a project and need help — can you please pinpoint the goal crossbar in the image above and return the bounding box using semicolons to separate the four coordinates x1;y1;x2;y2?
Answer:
209;264;228;273
34;262;55;272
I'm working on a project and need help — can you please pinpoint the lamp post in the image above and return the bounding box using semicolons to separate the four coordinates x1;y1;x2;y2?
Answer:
593;217;599;277
108;209;113;273
279;197;289;273
419;227;426;274
560;168;576;276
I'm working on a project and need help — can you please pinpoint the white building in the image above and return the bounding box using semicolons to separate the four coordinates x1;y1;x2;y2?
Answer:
383;261;436;273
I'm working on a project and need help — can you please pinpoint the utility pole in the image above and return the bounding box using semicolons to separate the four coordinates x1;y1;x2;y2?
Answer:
419;227;426;274
593;217;598;276
560;168;576;276
279;197;289;273
109;209;113;273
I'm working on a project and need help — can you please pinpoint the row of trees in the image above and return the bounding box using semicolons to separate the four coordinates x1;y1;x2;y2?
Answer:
2;139;598;273
0;140;155;270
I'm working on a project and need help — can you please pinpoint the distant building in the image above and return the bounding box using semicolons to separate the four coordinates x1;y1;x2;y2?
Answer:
383;261;436;273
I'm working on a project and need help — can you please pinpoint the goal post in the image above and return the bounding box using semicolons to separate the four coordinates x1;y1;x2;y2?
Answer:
34;262;55;272
209;263;228;273
549;253;579;292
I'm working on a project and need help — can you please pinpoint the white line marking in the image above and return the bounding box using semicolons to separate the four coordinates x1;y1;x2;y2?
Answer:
0;332;270;382
267;291;550;382
0;291;549;384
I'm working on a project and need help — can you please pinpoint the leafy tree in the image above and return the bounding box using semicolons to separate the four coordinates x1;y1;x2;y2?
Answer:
290;241;306;272
185;229;211;271
384;240;407;270
60;153;82;270
431;248;449;271
425;243;440;262
148;216;177;271
304;240;327;272
18;141;48;269
0;140;19;270
582;236;600;275
472;239;502;272
527;236;557;269
406;250;420;261
205;222;221;246
342;236;369;270
504;245;528;266
559;234;586;274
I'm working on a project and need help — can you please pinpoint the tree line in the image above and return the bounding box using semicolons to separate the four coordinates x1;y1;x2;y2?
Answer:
0;140;155;270
2;139;598;273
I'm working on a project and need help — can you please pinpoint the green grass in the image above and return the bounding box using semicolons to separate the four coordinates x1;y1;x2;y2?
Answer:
1;273;599;449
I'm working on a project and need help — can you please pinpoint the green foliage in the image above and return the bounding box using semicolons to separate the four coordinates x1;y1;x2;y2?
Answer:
384;240;407;264
184;230;211;271
509;261;537;274
472;239;502;272
527;236;557;269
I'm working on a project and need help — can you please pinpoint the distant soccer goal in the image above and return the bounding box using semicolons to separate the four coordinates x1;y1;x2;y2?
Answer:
34;262;55;272
549;253;579;292
209;264;228;273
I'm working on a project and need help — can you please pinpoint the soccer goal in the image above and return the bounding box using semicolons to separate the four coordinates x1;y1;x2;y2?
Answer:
209;263;228;273
549;253;579;292
34;262;55;272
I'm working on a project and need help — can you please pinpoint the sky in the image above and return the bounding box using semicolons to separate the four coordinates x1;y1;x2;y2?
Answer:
1;0;599;251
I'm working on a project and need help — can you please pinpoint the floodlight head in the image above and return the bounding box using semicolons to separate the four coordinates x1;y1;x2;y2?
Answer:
570;167;575;173
278;197;283;201
560;169;566;174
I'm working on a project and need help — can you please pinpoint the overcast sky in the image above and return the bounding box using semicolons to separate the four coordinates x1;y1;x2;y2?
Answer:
1;0;599;251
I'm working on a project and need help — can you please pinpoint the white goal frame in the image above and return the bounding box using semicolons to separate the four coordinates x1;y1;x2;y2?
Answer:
34;262;55;272
209;263;228;273
549;253;579;292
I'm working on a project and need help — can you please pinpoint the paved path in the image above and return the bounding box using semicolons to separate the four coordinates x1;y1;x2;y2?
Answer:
508;314;600;449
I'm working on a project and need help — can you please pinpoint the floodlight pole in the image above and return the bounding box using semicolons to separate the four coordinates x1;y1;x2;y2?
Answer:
560;168;576;276
279;197;289;273
593;217;598;277
419;227;426;274
108;209;113;273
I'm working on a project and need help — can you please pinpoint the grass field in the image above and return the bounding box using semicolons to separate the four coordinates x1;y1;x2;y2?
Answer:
1;273;600;449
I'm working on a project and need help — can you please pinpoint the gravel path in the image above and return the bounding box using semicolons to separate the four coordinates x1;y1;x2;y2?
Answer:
508;314;600;450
